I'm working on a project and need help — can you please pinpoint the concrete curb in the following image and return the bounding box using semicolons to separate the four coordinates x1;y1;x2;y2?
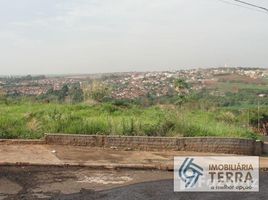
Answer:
0;139;45;145
0;162;268;171
0;162;172;171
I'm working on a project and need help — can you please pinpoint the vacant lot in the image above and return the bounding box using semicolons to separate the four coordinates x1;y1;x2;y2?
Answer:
0;102;258;139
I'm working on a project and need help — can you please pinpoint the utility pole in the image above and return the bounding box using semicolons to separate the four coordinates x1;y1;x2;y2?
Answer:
258;94;265;133
248;109;250;129
258;99;260;132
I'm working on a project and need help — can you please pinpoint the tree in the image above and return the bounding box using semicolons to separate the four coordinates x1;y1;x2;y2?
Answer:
174;79;190;91
69;83;84;103
88;81;111;102
58;84;69;102
0;89;6;102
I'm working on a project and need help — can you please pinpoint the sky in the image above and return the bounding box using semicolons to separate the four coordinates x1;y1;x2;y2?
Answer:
0;0;268;75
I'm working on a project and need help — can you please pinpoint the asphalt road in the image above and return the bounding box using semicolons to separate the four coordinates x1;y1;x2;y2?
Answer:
1;166;268;200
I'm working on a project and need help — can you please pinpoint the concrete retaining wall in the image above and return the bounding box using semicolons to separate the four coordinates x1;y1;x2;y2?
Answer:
263;142;268;154
44;133;263;156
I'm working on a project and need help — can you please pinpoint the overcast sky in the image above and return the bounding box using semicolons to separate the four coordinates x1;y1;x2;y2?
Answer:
0;0;267;75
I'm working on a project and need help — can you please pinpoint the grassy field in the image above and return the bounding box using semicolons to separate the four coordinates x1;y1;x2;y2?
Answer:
214;82;268;92
0;102;258;139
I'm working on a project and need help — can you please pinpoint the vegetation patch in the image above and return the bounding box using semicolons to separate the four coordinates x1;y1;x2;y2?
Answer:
0;102;261;140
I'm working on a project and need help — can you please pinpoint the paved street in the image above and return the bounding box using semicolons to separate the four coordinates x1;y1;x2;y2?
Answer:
0;166;268;200
1;145;268;199
0;166;172;199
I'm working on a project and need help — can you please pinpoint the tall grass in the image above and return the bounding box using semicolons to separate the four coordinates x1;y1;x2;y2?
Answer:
0;102;258;139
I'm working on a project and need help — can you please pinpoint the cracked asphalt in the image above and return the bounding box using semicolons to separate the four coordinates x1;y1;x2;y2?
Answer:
1;166;268;200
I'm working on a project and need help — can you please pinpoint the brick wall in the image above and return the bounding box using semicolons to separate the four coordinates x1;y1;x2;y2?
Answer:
44;134;263;155
263;142;268;154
